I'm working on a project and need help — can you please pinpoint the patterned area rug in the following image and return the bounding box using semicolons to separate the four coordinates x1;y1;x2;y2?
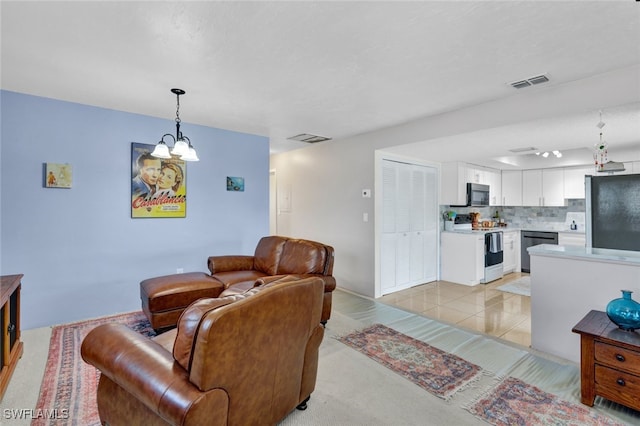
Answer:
496;276;530;297
466;377;625;426
32;311;155;426
339;323;483;400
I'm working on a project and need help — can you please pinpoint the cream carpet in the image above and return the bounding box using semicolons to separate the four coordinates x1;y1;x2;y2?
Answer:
496;276;531;297
2;289;639;425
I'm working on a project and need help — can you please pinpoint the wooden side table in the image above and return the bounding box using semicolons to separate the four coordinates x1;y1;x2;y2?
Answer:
572;310;640;411
0;274;23;401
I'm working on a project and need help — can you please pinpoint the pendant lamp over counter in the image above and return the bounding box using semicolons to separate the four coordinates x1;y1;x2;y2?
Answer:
151;88;199;162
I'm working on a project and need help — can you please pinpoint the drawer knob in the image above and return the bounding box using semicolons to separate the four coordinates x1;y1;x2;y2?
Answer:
615;354;626;362
616;378;626;387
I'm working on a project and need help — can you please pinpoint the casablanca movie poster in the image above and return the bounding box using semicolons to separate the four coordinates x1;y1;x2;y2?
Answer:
131;142;186;218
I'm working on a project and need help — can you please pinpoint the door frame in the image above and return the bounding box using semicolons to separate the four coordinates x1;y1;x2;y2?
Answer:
374;150;441;298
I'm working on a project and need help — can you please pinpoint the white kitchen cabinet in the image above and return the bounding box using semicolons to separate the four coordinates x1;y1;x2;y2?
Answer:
563;166;592;199
522;170;543;206
466;165;483;184
542;168;565;206
441;232;485;286
485;168;502;206
522;168;564;206
441;162;501;206
501;170;522;206
502;230;520;274
558;232;586;247
440;161;467;205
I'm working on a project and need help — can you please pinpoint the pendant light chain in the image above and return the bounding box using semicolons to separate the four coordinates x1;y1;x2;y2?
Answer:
175;92;181;125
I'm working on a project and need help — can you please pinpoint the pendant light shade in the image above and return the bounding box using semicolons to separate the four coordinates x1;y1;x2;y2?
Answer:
151;88;199;162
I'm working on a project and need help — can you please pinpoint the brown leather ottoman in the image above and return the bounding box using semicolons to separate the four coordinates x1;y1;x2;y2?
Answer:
140;272;224;330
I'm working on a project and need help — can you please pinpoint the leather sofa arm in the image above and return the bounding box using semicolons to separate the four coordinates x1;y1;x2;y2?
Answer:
207;255;254;274
81;323;228;425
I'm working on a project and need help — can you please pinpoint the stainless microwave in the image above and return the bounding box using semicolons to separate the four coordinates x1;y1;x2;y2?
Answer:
467;183;490;206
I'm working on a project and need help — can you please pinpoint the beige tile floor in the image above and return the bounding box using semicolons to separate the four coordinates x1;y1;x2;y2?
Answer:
379;272;531;348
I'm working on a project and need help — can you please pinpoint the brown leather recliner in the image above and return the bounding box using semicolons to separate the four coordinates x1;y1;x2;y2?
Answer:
83;277;325;426
140;236;336;330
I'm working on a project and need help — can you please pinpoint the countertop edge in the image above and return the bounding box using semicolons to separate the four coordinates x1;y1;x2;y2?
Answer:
528;244;640;266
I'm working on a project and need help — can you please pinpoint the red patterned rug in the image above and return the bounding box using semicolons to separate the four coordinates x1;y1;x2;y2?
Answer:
32;311;155;426
467;376;625;426
339;323;483;400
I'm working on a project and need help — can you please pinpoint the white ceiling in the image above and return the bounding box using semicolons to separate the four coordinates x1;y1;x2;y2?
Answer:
2;1;639;167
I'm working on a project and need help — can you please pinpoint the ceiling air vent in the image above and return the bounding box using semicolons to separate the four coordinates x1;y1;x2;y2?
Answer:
511;80;531;89
287;133;332;143
509;147;539;153
509;73;550;89
528;74;549;85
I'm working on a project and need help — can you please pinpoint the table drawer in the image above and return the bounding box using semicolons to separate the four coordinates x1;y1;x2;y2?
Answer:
595;364;640;411
595;341;640;376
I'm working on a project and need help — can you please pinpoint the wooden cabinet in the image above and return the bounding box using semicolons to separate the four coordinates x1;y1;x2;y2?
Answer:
572;310;640;411
502;230;520;274
501;170;522;206
0;274;23;401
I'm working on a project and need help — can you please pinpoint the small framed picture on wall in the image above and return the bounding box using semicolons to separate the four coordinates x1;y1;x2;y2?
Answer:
44;163;72;188
227;176;244;192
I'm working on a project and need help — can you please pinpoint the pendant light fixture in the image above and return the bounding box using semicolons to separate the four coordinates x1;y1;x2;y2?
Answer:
593;110;625;173
151;88;199;162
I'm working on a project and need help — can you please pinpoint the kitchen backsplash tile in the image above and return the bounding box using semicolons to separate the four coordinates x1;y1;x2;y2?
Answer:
441;199;585;231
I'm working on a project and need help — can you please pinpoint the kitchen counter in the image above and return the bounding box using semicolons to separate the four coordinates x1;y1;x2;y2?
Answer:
445;227;585;235
528;244;640;266
443;228;514;235
528;244;640;364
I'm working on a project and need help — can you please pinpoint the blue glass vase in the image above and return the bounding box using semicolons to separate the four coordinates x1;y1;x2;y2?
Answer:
606;290;640;331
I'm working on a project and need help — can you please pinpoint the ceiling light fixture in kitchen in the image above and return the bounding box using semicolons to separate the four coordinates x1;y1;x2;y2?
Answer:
535;150;562;158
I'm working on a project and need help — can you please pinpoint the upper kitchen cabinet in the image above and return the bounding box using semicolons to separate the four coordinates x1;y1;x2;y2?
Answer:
485;168;502;206
441;162;502;206
564;166;593;199
501;170;522;206
522;169;564;206
441;162;467;205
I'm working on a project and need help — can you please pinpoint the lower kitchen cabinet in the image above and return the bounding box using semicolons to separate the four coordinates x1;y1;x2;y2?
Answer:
441;232;484;286
502;230;520;274
559;232;586;247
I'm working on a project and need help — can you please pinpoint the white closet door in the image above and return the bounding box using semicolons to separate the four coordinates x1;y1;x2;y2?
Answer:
409;168;425;282
381;161;398;292
380;160;438;294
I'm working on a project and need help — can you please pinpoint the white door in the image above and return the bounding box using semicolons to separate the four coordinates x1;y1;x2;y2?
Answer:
380;159;438;294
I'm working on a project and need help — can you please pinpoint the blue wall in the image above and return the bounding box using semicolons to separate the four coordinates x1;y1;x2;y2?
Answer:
0;91;270;329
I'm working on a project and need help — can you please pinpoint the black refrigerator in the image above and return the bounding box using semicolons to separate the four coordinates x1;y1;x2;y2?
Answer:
586;173;640;251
